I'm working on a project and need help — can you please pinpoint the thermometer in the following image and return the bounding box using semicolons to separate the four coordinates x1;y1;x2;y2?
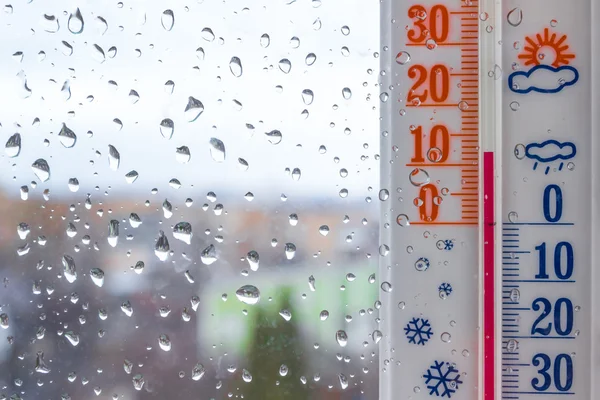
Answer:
379;0;598;398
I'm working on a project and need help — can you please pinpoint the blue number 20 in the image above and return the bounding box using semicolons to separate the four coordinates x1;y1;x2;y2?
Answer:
532;353;573;392
543;184;563;222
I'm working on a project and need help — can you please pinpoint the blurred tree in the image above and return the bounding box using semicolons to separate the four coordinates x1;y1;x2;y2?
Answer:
244;286;309;400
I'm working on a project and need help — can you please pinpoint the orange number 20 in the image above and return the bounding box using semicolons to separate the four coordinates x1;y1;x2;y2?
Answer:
407;64;450;104
411;125;450;163
407;4;450;43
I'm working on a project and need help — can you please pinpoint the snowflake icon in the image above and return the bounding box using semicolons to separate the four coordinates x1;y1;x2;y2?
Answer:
438;282;453;298
436;239;454;251
404;317;433;345
423;361;463;398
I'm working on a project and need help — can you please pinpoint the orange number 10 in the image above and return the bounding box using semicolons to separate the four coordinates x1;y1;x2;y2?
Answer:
411;125;450;163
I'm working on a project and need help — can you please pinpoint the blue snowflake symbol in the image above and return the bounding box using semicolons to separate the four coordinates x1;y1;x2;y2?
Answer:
404;317;433;345
438;282;453;297
423;361;463;398
437;240;454;251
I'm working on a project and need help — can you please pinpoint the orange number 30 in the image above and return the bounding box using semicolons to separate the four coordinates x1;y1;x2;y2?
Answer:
407;4;450;43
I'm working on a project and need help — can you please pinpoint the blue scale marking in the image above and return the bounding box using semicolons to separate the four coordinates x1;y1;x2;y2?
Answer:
504;279;575;283
501;222;580;398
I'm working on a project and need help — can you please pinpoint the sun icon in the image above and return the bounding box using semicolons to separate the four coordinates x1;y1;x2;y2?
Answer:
518;28;575;67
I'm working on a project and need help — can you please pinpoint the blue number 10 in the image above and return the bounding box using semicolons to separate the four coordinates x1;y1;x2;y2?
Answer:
535;242;574;280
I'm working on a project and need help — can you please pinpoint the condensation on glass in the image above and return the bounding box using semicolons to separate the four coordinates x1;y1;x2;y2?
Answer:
0;0;379;399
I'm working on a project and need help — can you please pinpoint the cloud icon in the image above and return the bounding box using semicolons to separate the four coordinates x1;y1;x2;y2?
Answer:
508;65;579;94
525;140;576;162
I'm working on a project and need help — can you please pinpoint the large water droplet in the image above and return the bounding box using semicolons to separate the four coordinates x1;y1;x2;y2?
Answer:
192;363;205;381
319;225;329;236
0;313;8;329
260;33;270;48
62;255;77;283
372;330;383;344
160;118;174;139
173;222;193;244
279;364;289;377
338;373;348;390
58;123;77;148
17;222;30;240
209;138;226;162
308;275;316;292
158;334;171;351
35;351;51;374
64;331;80;346
336;330;348;347
42;14;60;33
176;146;191;163
132;374;145;390
247;250;259;271
154;230;170;261
201;244;217;265
409;168;430;186
121;300;133;317
229;57;243;77
342;87;352;99
5;133;21;157
31;159;50;182
201;27;215;41
302;89;314;105
68;8;84;34
108;145;120;171
185;97;204;122
265;130;282;144
381;281;393;292
507;7;523;26
161;10;174;31
242;369;253;383
279;309;292;321
396;51;411;65
90;268;104;287
278;59;292;74
305;53;317;66
236;285;260;305
108;219;119;247
285;243;296;260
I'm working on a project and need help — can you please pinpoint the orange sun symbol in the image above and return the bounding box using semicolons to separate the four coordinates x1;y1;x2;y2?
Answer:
518;28;575;67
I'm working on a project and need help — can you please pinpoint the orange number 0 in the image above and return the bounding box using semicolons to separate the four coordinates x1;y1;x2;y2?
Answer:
407;4;450;43
419;184;440;222
407;64;450;103
411;125;450;163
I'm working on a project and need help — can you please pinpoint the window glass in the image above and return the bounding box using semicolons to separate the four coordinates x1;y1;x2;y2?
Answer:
0;0;379;398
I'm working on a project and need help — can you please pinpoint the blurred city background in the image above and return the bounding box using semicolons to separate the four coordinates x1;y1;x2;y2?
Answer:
0;0;380;399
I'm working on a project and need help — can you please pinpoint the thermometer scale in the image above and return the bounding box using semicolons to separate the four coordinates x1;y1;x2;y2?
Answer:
379;0;598;398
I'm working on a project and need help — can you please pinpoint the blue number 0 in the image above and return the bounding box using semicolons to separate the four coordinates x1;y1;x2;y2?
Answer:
543;184;563;222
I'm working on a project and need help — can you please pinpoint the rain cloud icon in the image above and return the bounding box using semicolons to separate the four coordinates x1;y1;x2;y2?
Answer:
525;139;576;174
508;65;579;94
